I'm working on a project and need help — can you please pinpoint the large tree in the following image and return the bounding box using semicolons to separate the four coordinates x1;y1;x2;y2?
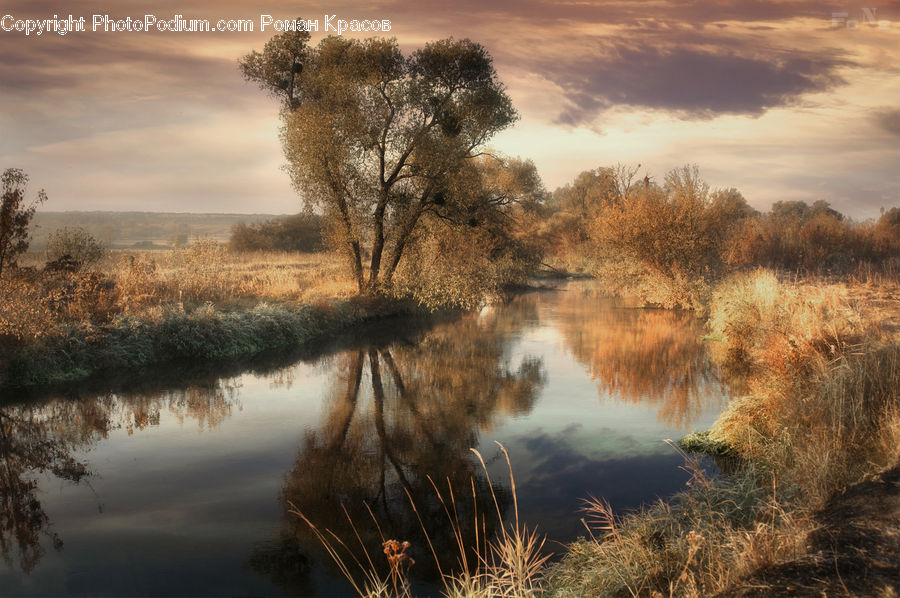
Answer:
241;33;518;292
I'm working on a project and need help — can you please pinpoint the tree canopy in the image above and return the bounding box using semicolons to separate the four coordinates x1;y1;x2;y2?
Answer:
240;33;520;292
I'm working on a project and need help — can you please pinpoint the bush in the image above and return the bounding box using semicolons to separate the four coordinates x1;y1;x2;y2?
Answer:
391;219;538;310
229;214;323;253
589;165;730;309
45;226;105;268
0;168;46;279
722;202;900;272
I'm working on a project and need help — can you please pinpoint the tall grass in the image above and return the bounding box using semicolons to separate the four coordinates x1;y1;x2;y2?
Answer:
289;443;550;598
0;242;407;387
543;457;804;597
545;269;900;596
2;242;354;343
707;270;900;505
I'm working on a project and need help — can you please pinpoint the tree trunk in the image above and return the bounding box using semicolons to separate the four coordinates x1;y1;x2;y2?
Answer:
349;239;365;292
384;204;427;283
334;195;365;292
368;191;389;291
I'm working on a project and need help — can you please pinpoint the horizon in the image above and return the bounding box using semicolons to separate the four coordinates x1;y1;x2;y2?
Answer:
2;0;899;218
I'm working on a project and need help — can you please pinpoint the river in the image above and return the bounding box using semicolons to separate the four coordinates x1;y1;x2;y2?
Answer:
0;281;729;596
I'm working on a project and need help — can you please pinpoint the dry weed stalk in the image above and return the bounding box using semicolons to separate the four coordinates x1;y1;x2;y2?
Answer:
289;442;550;598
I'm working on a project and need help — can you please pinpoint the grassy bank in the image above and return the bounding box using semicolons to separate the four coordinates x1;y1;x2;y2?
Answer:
542;270;900;597
0;240;533;389
0;246;409;389
0;295;418;388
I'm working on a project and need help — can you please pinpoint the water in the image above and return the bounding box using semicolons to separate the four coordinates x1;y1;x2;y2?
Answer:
0;281;729;596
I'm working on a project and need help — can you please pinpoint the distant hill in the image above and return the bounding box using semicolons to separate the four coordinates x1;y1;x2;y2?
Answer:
30;211;285;250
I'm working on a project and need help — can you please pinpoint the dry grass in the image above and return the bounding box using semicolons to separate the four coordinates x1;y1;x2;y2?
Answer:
545;269;900;597
2;242;354;343
110;243;355;307
707;270;900;508
543;451;807;598
289;442;551;598
0;242;381;387
706;269;861;371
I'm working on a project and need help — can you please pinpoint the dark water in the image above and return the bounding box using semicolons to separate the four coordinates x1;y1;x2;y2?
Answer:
0;282;729;597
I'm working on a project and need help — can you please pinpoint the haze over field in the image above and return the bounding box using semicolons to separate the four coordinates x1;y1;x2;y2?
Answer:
1;0;899;216
28;212;277;249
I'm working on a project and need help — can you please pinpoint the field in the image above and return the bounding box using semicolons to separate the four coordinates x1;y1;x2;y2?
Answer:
0;246;371;387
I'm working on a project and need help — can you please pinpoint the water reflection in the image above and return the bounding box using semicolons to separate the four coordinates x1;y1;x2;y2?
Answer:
0;282;732;596
557;285;726;428
0;379;240;572
0;403;90;572
274;314;545;585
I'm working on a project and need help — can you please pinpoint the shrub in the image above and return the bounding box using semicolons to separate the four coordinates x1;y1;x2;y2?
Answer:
229;214;323;253
391;218;538;311
589;165;729;309
0;272;58;343
45;226;105;269
0;168;46;279
722;202;900;273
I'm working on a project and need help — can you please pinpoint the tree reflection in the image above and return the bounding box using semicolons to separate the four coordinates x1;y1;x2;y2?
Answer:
271;314;544;587
0;378;239;572
557;285;726;428
0;403;89;572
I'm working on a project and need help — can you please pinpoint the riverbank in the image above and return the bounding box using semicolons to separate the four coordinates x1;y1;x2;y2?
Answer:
0;248;406;389
1;245;551;390
0;294;426;389
721;463;900;596
542;270;900;597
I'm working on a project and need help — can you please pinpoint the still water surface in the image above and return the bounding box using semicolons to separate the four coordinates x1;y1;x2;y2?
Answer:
0;282;729;596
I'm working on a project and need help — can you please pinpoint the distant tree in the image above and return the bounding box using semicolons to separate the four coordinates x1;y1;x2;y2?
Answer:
0;169;46;280
228;214;323;253
552;164;638;219
241;33;518;293
873;207;900;256
710;187;755;220
771;200;811;222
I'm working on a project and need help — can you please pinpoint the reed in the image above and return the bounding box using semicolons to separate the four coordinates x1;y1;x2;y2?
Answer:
288;442;551;598
542;451;805;598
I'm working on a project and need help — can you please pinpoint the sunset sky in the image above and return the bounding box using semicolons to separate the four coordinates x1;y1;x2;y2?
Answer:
1;0;898;217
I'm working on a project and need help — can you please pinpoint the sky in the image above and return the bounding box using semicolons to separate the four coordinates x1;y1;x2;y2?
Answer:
1;0;898;218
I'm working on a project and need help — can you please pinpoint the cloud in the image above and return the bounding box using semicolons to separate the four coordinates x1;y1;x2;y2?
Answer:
1;0;898;213
549;46;847;125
